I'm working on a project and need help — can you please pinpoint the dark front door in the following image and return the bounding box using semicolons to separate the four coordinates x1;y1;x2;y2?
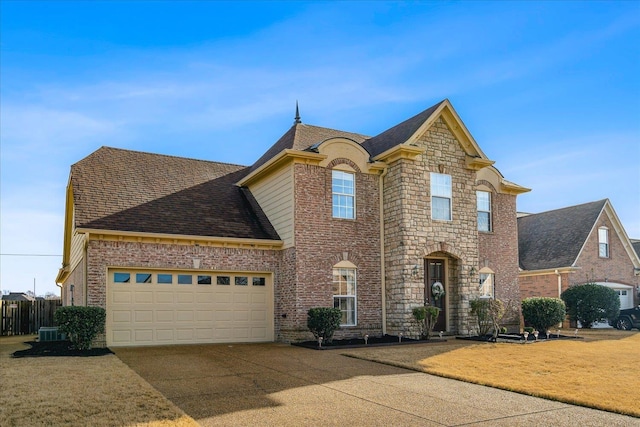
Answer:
425;259;446;331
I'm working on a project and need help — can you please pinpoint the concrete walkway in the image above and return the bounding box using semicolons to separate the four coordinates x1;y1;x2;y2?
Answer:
114;343;638;426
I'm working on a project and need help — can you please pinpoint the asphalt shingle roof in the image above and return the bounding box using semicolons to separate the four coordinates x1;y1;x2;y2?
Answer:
362;101;444;158
71;101;449;241
632;240;640;259
517;199;607;270
250;123;369;172
72;147;279;240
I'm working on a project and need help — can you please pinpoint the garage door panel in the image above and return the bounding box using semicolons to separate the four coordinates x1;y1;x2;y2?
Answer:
156;310;174;322
112;310;132;323
135;311;153;322
134;330;154;342
107;269;273;346
196;328;214;339
234;294;249;304
176;329;194;340
156;329;175;341
177;293;194;303
252;310;266;321
111;330;132;344
196;310;214;321
252;293;266;304
234;310;250;321
215;310;233;321
135;292;154;303
176;311;194;322
252;327;267;339
234;328;249;339
155;292;174;303
112;291;132;304
195;292;214;303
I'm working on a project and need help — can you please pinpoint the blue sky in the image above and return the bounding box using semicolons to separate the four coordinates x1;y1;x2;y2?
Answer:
1;1;639;296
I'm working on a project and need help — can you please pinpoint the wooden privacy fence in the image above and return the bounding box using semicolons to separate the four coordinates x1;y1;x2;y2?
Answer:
0;300;62;336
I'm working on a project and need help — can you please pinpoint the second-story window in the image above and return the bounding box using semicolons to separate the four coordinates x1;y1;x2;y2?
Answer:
477;191;492;232
431;172;452;221
598;227;609;258
332;170;355;219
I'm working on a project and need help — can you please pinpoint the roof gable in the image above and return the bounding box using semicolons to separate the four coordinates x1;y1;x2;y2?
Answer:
518;200;607;270
362;99;491;163
250;123;369;172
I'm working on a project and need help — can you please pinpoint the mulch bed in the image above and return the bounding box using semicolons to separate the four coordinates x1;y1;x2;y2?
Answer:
292;334;446;350
457;333;584;343
12;340;113;358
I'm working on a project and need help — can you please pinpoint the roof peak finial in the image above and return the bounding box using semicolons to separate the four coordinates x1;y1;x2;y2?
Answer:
294;101;301;124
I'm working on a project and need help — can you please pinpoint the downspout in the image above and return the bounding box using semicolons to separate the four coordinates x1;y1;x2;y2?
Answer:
555;269;561;298
84;235;89;306
379;167;389;335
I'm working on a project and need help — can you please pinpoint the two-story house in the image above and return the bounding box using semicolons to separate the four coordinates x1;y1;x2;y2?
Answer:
519;199;640;310
56;99;529;347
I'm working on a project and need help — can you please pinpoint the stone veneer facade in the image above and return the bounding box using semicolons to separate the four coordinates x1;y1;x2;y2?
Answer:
384;117;484;336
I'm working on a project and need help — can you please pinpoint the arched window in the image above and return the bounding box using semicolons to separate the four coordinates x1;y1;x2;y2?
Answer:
332;260;357;325
478;267;495;298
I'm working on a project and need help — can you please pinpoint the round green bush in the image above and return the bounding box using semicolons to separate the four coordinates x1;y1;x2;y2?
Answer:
561;283;620;328
521;297;566;332
307;307;342;343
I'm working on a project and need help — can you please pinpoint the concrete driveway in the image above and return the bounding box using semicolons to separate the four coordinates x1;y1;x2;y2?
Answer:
114;343;637;426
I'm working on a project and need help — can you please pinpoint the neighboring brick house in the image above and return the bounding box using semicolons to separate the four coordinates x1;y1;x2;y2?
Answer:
519;199;640;311
56;99;529;347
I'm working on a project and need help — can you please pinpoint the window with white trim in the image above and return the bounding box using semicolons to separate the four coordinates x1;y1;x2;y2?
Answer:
431;173;452;221
332;170;355;219
477;191;491;232
598;227;609;258
479;272;494;298
332;267;356;326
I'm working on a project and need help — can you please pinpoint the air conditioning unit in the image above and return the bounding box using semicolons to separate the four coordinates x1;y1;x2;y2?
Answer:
38;327;66;342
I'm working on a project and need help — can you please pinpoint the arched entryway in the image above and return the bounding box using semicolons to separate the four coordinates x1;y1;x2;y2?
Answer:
423;248;461;332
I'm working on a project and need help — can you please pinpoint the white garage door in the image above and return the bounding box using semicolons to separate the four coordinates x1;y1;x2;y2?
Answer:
106;269;274;347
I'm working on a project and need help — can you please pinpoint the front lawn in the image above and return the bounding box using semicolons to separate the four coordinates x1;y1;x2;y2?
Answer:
344;330;639;417
0;335;198;427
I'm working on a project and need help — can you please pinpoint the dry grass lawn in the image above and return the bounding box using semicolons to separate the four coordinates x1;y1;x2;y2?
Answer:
345;330;639;418
0;336;199;427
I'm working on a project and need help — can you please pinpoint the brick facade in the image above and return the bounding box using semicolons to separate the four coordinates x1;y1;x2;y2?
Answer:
290;161;382;341
478;188;521;330
84;240;282;345
571;215;640;291
520;208;640;310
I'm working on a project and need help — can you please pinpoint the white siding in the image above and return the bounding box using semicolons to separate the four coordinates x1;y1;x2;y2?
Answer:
69;230;85;271
250;164;294;247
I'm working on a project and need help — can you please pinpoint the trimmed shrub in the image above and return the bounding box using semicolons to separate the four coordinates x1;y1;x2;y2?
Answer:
53;306;106;350
307;307;341;343
412;305;440;339
561;283;620;328
470;298;506;338
521;297;566;333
